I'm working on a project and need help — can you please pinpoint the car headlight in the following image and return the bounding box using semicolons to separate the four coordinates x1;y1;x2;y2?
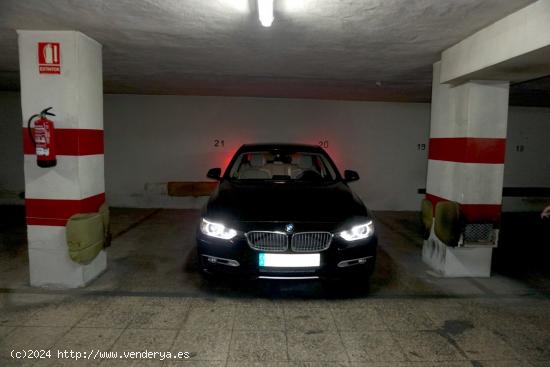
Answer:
339;221;374;241
200;218;237;240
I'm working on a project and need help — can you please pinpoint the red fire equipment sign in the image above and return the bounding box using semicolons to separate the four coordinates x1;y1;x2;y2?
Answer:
38;42;61;74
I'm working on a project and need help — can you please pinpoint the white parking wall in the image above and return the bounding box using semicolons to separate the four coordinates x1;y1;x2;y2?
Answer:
503;106;550;211
102;95;430;210
1;91;549;211
0;92;24;204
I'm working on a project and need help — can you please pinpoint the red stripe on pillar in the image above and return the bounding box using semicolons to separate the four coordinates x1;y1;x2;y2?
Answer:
26;218;70;226
425;193;446;211
426;193;501;223
428;137;506;164
26;193;105;226
23;128;104;156
460;205;502;223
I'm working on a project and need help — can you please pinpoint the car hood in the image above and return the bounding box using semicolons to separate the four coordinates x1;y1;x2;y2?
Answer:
205;180;368;225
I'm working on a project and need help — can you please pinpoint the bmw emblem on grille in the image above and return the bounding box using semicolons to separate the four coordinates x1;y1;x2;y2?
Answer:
285;224;295;233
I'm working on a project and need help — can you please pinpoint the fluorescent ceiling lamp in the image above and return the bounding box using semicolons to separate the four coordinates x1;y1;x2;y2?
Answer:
258;0;274;27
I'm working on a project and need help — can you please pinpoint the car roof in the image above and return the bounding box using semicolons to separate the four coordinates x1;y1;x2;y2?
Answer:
238;143;324;153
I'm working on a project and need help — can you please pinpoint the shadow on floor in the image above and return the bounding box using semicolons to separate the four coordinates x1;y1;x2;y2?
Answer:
1;206;549;299
494;212;550;280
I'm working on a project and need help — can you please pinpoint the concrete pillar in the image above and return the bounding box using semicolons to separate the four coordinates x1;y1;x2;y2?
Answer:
18;31;106;288
422;62;509;277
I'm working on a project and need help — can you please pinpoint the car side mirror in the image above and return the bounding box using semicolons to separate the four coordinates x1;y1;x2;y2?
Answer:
344;169;360;183
207;168;222;181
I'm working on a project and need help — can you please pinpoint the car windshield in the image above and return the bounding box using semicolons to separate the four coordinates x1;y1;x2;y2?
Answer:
227;150;338;182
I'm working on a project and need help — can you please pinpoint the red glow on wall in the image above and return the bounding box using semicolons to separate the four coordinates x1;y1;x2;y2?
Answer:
304;137;345;173
220;149;237;174
324;144;345;173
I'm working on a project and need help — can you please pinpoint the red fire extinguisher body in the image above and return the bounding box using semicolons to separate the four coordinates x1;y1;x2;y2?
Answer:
33;117;57;167
28;107;57;168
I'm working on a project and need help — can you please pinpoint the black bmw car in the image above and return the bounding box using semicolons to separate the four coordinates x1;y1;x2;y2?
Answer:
197;143;377;281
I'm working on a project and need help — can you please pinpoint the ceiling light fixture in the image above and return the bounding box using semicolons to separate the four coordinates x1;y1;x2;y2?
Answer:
258;0;274;27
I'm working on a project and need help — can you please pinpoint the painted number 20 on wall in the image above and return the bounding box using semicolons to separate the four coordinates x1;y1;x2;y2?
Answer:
318;140;329;148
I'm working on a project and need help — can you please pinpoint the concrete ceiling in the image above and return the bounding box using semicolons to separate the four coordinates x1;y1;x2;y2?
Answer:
0;0;548;105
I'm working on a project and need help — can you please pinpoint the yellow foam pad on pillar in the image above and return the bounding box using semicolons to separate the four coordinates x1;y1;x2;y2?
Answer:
434;201;462;247
420;199;433;239
98;202;110;237
66;212;104;264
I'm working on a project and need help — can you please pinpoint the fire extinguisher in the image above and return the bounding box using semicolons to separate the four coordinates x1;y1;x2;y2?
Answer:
27;107;57;168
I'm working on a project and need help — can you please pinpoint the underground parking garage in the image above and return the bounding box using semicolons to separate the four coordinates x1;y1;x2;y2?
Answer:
1;0;550;365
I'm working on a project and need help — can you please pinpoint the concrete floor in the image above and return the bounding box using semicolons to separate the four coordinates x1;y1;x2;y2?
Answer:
0;208;549;366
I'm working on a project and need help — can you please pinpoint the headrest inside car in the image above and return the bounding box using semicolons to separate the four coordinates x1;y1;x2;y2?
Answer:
297;155;313;169
250;153;266;167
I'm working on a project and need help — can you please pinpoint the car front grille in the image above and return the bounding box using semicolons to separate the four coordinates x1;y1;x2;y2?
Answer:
246;231;288;252
246;231;333;252
291;232;333;252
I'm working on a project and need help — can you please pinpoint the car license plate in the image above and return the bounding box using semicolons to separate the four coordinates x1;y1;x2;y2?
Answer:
259;253;320;268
